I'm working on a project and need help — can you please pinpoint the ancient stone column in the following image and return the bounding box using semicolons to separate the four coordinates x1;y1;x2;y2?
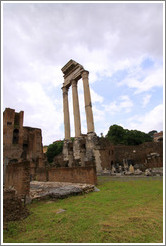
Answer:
81;70;94;133
62;86;70;140
71;79;81;137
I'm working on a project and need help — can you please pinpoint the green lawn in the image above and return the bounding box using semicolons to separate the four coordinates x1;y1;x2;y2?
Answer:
3;177;163;243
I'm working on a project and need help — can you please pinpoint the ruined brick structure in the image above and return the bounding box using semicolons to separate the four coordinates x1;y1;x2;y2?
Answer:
114;141;163;168
3;108;44;179
4;161;30;198
3;161;31;223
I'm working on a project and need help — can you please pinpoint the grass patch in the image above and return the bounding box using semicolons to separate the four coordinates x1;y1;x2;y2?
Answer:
3;177;163;243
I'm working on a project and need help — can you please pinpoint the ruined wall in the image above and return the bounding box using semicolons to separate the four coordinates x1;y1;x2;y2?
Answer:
35;167;48;182
4;161;30;198
3;108;24;147
48;166;97;185
114;142;163;167
35;166;97;185
23;127;43;162
53;153;65;167
3;108;24;162
3;188;29;222
3;108;44;180
94;138;115;172
98;145;115;170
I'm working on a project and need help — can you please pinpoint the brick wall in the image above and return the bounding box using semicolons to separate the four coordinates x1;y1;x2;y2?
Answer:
35;167;47;181
48;166;97;185
4;161;30;198
99;145;115;169
114;142;163;167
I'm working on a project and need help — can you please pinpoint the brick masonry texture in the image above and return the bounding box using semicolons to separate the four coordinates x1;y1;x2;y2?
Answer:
114;142;163;167
35;166;97;185
4;161;30;198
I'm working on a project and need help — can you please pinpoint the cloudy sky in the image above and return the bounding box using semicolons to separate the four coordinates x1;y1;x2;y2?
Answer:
2;2;164;145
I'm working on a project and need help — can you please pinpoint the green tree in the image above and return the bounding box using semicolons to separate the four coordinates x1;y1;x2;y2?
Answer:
148;130;157;138
46;141;63;163
106;124;152;145
124;130;152;145
106;125;126;145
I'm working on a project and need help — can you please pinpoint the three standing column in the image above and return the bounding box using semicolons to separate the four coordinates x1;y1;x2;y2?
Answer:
81;70;95;133
62;69;94;139
62;86;70;140
72;79;81;137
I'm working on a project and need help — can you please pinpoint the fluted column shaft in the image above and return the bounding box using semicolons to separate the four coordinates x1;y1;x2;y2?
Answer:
81;70;95;133
72;79;81;137
62;86;70;140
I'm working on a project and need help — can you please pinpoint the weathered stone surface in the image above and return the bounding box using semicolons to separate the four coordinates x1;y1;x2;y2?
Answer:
134;169;142;175
151;167;163;176
30;181;96;201
145;169;152;176
124;171;133;175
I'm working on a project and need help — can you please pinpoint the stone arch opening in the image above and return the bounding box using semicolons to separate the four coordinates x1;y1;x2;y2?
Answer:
13;129;19;144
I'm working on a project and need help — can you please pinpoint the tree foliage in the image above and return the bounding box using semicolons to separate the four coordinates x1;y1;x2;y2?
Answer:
106;124;153;145
148;130;157;138
46;141;63;163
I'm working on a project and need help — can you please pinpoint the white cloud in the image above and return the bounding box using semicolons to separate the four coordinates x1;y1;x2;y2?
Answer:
118;67;163;94
104;95;133;114
142;94;152;108
90;89;104;103
127;104;163;133
17;82;64;145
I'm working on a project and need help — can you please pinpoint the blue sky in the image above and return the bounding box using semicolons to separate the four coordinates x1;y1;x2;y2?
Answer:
2;2;164;145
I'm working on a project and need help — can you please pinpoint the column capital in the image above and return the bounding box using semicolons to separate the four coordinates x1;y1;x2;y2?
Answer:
81;70;89;79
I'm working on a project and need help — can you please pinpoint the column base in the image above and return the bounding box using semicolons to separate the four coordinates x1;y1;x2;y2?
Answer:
62;133;101;168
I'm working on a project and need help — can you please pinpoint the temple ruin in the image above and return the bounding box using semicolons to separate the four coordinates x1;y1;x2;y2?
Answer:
61;60;101;170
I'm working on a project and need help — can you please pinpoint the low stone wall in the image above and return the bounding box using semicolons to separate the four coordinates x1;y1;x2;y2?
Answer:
4;161;30;198
35;167;48;181
48;166;97;185
35;166;97;185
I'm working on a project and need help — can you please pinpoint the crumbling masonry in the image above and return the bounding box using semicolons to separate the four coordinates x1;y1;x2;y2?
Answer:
3;108;44;180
